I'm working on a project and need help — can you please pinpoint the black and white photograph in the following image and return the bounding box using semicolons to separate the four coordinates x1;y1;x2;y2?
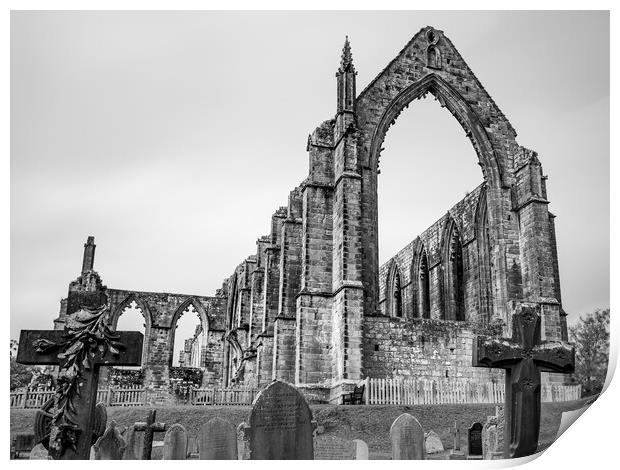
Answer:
7;6;613;463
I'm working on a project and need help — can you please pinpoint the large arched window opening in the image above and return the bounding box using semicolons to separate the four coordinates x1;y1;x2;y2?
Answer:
171;303;205;368
476;188;495;324
443;220;465;321
416;247;431;319
113;297;149;370
387;263;403;318
377;95;482;269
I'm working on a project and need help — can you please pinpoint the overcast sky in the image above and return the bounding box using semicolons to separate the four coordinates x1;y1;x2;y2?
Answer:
11;11;609;346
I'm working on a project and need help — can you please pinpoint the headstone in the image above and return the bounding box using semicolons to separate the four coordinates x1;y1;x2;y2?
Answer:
314;435;356;460
163;424;188;460
247;380;315;459
389;413;426;460
482;425;498;460
237;422;250;460
353;439;369;460
473;303;575;458
93;421;127;460
187;436;199;459
29;444;50;460
449;421;465;460
16;302;143;460
424;430;444;454
198;417;238;460
123;426;144;460
467;422;483;459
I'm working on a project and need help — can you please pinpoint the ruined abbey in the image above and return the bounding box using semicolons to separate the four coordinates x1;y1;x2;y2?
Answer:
52;27;571;403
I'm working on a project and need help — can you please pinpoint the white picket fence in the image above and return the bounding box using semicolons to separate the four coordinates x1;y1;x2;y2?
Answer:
190;387;259;406
363;378;581;405
10;385;147;408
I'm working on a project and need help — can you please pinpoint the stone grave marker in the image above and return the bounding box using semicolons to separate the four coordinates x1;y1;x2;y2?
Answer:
16;298;143;460
123;426;144;460
237;422;250;460
556;403;593;440
389;413;426;460
247;380;315;459
352;439;369;460
93;420;127;460
314;435;356;460
482;424;498;460
163;424;188;460
449;421;465;460
187;436;199;459
29;444;49;460
467;422;483;459
424;430;444;454
199;417;238;460
133;409;167;459
473;303;575;458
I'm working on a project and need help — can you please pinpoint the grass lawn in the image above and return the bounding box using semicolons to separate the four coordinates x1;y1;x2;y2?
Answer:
10;397;592;459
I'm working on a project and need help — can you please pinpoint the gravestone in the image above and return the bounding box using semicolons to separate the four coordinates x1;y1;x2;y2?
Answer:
187;436;199;459
199;417;238;460
424;431;444;454
237;422;250;460
314;435;356;460
247;380;315;460
449;421;465;460
473;303;575;458
467;422;483;459
352;439;369;460
556;403;592;440
163;424;188;460
482;424;498;460
389;413;425;460
133;409;167;459
93;421;127;460
123;426;144;460
29;444;49;460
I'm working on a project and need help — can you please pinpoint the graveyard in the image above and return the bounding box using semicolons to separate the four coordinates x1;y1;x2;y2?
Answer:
11;395;591;459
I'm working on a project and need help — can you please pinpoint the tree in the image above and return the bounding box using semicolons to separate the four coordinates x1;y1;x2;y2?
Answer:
10;357;33;390
569;308;610;397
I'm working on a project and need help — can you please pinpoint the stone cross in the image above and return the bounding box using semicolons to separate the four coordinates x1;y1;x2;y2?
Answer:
390;413;426;460
16;327;143;460
473;303;575;458
133;409;167;460
93;421;126;460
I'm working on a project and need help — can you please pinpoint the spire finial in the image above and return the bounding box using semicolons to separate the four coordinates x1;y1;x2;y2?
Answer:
340;35;355;73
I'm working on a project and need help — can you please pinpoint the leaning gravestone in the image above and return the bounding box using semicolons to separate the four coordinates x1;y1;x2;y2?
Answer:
352;439;369;460
163;424;188;460
425;430;444;454
237;422;250;460
467;422;483;459
390;413;426;460
314;435;356;460
247;380;315;459
199;417;238;460
93;421;127;460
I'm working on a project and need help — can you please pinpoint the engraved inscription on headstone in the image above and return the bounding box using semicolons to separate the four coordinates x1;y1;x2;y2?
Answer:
248;380;315;460
314;435;356;460
199;417;238;460
163;424;188;460
93;421;127;460
390;413;426;460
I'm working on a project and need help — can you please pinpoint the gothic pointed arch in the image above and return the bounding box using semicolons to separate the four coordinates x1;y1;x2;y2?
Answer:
475;184;496;324
227;273;241;331
110;292;152;366
168;296;210;367
441;216;465;321
413;243;432;319
386;261;403;318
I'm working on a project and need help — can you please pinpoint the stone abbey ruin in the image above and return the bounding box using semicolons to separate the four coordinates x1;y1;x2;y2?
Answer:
52;27;571;403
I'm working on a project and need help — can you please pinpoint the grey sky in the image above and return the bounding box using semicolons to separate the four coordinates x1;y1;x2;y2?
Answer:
11;11;609;345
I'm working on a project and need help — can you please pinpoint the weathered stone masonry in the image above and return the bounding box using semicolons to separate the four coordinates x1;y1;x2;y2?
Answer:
52;27;571;401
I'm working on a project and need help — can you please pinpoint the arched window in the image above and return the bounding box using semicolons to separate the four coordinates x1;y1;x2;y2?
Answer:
443;220;465;321
387;263;403;318
426;45;442;69
476;187;495;324
417;248;431;319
